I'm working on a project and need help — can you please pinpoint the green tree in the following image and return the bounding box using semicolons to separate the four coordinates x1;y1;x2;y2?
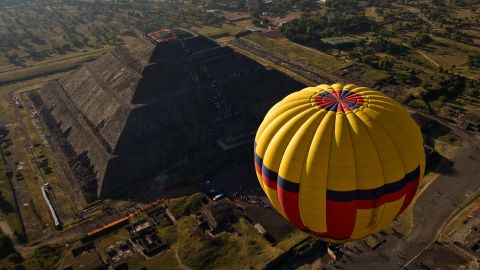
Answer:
468;55;480;68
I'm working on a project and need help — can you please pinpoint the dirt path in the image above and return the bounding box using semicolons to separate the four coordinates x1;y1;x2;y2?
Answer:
0;215;14;237
415;49;440;68
402;43;441;68
174;243;192;270
166;210;192;270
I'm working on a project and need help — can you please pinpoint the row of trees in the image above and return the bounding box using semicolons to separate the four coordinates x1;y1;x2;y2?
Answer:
348;50;395;71
0;0;226;65
275;0;477;115
281;13;374;43
421;73;466;102
468;55;480;68
407;32;432;48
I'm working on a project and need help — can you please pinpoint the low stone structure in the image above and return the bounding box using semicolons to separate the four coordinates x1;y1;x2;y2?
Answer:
127;220;167;257
197;198;241;235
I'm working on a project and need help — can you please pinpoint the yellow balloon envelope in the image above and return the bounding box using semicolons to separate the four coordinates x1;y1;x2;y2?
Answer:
254;83;425;243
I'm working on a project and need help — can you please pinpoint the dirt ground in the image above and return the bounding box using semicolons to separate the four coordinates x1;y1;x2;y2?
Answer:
263;31;285;39
218;11;250;22
243;204;296;241
415;243;471;269
264;11;303;26
0;92;51;242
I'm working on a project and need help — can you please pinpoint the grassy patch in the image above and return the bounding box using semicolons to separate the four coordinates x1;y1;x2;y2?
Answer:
176;216;278;270
0;165;23;235
365;7;384;22
67;250;104;270
129;250;179;270
229;45;317;86
23;245;62;270
244;33;351;72
360;65;391;82
16;95;79;227
176;216;225;269
7;122;53;229
167;193;206;218
0;49;107;85
158;224;179;245
413;37;480;79
274;230;309;252
191;23;245;39
434;133;462;158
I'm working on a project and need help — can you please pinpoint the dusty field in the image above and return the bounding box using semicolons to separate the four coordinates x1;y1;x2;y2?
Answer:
218;11;250;21
264;11;303;26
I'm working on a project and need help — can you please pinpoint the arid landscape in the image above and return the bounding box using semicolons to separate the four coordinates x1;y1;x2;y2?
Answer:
0;0;479;269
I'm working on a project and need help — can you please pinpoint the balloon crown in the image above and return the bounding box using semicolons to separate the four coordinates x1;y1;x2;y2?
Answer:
312;88;364;112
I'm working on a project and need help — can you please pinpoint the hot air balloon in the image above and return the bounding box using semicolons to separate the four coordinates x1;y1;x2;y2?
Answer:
254;83;425;243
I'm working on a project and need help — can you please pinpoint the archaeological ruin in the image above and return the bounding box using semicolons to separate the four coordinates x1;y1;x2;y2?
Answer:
29;29;304;200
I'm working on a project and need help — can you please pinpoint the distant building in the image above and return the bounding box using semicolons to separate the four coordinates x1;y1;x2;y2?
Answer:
245;27;263;32
320;36;357;49
127;220;167;257
459;113;480;132
228;0;241;9
146;29;178;44
212;0;244;10
106;241;133;265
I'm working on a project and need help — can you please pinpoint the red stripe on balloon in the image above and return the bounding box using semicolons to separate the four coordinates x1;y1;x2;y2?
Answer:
261;174;277;190
254;161;262;175
277;187;307;230
326;200;356;239
356;187;406;209
396;176;420;217
332;90;340;98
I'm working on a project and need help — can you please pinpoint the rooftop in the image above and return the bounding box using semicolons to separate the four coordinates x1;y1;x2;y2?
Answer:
321;36;357;46
147;29;178;43
199;198;241;234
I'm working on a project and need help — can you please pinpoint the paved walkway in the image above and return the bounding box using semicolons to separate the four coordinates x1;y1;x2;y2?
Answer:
342;134;480;269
